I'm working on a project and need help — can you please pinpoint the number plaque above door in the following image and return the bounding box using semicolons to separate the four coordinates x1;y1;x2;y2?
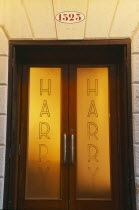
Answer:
56;11;85;23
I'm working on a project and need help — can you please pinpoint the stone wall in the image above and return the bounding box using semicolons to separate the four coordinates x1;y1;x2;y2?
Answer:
0;0;139;209
0;27;8;209
132;28;139;209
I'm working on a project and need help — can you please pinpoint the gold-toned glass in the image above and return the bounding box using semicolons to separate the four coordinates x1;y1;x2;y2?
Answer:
25;67;61;199
76;67;111;199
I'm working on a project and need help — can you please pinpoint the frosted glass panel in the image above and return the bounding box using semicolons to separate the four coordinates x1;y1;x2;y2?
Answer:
25;67;61;199
77;68;111;199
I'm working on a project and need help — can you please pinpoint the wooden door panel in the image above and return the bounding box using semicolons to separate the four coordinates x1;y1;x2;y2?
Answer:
69;65;121;210
17;65;69;210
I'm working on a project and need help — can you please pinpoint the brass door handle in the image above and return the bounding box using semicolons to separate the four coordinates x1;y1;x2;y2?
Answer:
70;134;75;165
63;134;67;164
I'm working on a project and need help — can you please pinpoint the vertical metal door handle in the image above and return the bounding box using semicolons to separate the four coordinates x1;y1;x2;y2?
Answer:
63;134;67;164
71;134;75;164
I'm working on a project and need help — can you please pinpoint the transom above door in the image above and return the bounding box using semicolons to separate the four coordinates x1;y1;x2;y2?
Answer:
18;64;120;210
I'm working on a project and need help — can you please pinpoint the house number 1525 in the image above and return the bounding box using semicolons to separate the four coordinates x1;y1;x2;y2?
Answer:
56;11;85;24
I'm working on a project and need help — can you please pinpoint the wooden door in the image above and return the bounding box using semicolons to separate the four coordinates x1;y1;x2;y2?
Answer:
4;40;135;210
18;64;121;210
69;65;121;210
18;65;69;210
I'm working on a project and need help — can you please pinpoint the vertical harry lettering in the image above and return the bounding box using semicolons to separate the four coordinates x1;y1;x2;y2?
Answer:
38;78;52;181
87;78;99;177
39;79;51;140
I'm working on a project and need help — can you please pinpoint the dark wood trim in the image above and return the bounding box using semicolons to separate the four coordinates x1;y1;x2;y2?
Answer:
69;64;77;210
9;39;131;46
3;46;23;210
3;39;136;210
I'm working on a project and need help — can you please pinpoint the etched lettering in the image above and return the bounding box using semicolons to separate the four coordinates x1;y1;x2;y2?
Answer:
88;166;99;177
87;79;98;96
39;144;48;162
88;144;99;162
87;122;98;139
39;122;50;139
38;164;50;186
87;100;98;117
40;100;50;117
40;79;51;96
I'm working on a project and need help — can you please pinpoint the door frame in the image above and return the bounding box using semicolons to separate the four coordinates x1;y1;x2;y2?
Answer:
3;39;136;210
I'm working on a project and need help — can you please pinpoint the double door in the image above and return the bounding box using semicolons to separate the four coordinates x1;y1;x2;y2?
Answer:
18;64;120;210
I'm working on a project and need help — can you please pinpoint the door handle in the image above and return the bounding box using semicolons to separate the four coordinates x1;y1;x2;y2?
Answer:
70;134;75;165
63;134;67;164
